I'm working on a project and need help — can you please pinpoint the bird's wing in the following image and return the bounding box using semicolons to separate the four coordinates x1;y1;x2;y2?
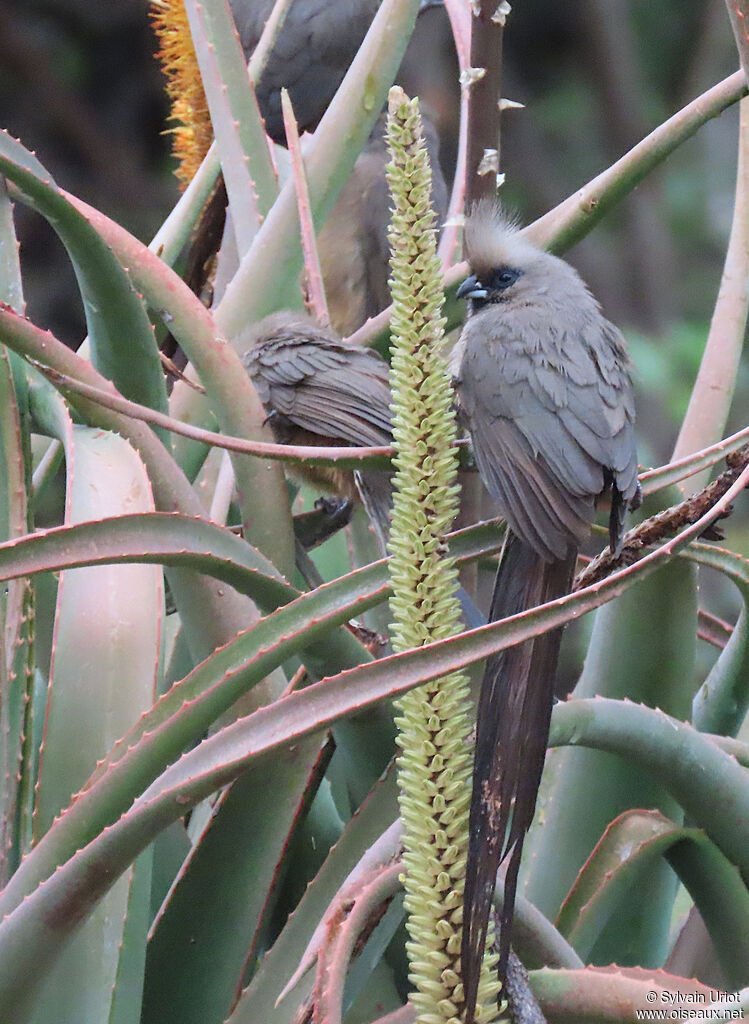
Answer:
457;308;638;559
247;338;392;446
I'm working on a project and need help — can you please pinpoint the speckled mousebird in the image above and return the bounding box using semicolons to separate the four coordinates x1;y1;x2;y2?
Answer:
242;311;394;550
451;202;640;1023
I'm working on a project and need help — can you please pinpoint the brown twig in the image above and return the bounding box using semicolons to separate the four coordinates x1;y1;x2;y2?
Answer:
574;445;749;591
502;948;548;1024
465;0;506;204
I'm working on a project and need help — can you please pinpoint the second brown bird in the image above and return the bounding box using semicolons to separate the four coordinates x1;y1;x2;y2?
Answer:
242;312;394;548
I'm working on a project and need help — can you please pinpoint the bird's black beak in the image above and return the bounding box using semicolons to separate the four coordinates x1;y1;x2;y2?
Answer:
457;274;488;301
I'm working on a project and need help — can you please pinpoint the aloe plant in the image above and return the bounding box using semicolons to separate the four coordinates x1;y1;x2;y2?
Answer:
0;2;747;1023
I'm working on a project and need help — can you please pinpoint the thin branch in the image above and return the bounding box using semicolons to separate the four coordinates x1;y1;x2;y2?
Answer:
639;421;749;495
349;72;748;349
575;445;749;591
280;89;331;326
438;0;471;268
529;71;748;253
29;362;394;468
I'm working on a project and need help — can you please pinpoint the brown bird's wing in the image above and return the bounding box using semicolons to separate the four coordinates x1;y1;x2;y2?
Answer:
456;306;639;560
245;335;393;447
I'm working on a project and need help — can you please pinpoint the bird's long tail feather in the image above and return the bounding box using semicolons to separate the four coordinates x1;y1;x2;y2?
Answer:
461;532;576;1023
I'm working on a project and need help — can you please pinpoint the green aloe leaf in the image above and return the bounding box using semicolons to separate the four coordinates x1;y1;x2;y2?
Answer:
665;833;749;990
687;543;749;737
556;808;749;988
184;0;277;253
215;0;423;338
528;964;720;1023
0;488;738;937
0;513;291;605
0;177;33;876
0;285;263;663
0;131;167;424
228;767;399;1023
63;190;293;574
3;687;749;1017
143;737;326;1024
28;418;162;1024
2;676;749;1018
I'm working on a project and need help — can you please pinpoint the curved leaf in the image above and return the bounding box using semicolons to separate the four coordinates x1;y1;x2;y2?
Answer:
184;0;276;253
529;965;719;1024
143;738;326;1024
0;131;167;422
0;291;262;663
3;463;746;928
228;766;399;1024
0;513;292;607
557;808;749;988
687;543;749;737
30;423;162;1024
3;680;749;1018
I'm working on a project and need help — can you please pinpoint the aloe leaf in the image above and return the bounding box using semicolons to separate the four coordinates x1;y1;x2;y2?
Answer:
0;349;31;875
665;834;749;990
184;0;277;253
0;132;167;422
34;431;163;831
556;808;749;987
63;190;294;574
528;965;720;1023
2;688;749;1015
163;0;426;489
353;72;748;351
0;488;739;932
687;543;749;736
143;736;325;1024
26;422;163;1024
0;513;292;605
183;767;399;1024
1;291;262;662
215;0;423;337
547;699;749;880
0;177;34;877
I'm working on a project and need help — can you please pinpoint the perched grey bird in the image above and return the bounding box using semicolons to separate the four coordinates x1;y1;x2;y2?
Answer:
230;0;382;143
451;203;640;1022
242;312;394;549
320;109;448;335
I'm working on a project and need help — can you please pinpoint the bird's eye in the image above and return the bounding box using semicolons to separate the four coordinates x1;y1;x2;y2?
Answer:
491;267;521;290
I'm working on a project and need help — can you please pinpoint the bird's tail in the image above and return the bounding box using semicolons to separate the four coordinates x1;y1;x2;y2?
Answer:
355;470;394;555
461;531;576;1024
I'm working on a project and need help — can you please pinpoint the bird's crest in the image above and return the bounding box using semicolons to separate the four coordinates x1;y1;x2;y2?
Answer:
463;200;541;277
